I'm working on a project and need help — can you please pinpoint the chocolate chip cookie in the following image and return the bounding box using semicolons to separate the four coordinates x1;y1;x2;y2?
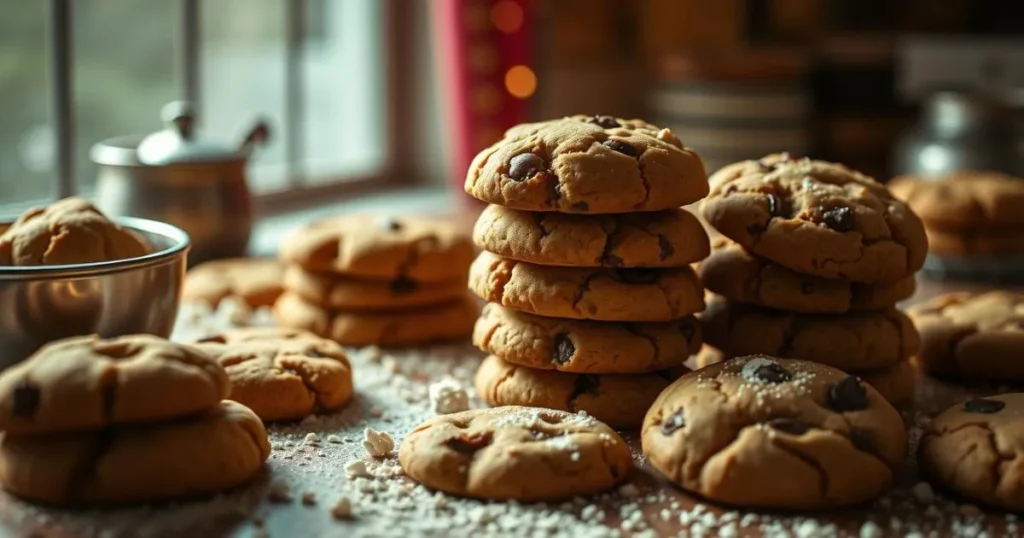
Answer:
183;257;285;308
700;294;920;371
909;292;1024;380
0;400;270;505
701;154;927;283
890;171;1024;231
473;204;709;268
474;355;683;429
279;214;475;282
925;227;1024;256
473;304;700;374
468;252;704;322
465;115;708;213
699;238;915;313
399;406;631;501
283;265;465;310
642;355;907;509
919;394;1024;511
0;335;228;435
195;328;353;421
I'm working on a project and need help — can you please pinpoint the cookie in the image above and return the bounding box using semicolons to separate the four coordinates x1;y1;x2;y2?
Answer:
473;303;701;374
468;252;704;322
183;258;284;308
0;335;228;435
700;294;920;371
273;292;478;347
889;171;1024;231
464;115;708;213
283;265;464;310
919;394;1024;511
278;214;474;282
195;328;353;421
701;154;927;283
0;197;150;266
699;238;916;313
642;355;907;509
473;204;709;268
474;355;683;429
925;227;1024;256
0;400;269;505
399;406;631;501
908;292;1024;380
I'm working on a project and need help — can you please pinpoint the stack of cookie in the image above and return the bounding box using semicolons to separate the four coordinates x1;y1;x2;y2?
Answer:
464;115;711;429
274;214;479;347
696;154;928;406
0;335;270;505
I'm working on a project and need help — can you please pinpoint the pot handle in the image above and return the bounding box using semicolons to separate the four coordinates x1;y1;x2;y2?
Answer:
238;119;271;158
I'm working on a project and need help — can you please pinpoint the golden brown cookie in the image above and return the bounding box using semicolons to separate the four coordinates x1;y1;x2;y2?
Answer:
643;355;907;509
925;227;1024;256
183;258;284;308
468;252;704;322
0;197;150;266
908;292;1024;380
398;406;632;501
701;154;927;283
465;115;708;213
699;238;915;313
889;171;1024;231
0;401;270;505
0;335;228;435
473;205;710;268
700;294;920;371
273;292;478;347
474;355;683;429
194;328;353;421
283;265;465;310
278;214;474;282
919;394;1024;511
473;303;700;374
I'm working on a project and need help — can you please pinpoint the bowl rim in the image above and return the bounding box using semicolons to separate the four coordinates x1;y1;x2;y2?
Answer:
0;216;190;280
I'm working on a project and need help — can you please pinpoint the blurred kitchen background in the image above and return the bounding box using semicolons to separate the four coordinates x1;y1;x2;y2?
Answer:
0;0;1022;218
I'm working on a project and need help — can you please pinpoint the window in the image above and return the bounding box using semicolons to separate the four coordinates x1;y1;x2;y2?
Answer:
0;0;394;214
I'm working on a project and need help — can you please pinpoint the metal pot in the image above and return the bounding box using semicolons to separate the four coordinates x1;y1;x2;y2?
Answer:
91;101;269;265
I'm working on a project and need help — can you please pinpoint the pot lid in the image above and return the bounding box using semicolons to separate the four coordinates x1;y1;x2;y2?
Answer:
136;101;242;165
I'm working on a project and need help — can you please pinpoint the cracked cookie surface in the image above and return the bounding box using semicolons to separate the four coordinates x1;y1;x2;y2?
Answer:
0;400;270;505
473;303;700;374
473;204;709;268
474;355;684;429
700;294;920;371
0;197;150;266
890;171;1024;231
273;292;478;347
699;237;915;313
398;405;631;501
278;214;474;282
283;265;465;310
701;154;927;283
184;257;284;308
908;292;1024;380
0;335;228;435
464;115;708;213
919;394;1024;511
468;251;704;322
642;355;907;509
195;327;353;421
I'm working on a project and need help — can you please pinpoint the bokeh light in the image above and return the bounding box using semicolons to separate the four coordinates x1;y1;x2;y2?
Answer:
490;1;524;34
504;65;537;99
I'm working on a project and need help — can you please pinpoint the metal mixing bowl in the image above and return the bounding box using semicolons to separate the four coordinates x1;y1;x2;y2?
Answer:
0;217;190;369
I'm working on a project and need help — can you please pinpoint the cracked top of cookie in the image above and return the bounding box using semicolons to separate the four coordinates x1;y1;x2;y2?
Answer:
0;334;228;435
701;154;927;283
464;115;708;214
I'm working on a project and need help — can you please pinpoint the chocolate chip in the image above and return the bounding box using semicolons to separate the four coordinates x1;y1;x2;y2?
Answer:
678;320;696;342
820;206;855;232
602;140;638;157
444;432;493;454
601;254;623;267
827;376;868;412
768;418;809;435
587;115;620;129
800;282;815;295
388;276;418;294
849;428;875;453
552;333;575;364
11;382;40;419
382;217;403;231
660;409;685;435
571;375;600;398
766;193;781;217
571;202;589;212
741;357;792;384
195;334;226;344
509;153;545;182
658;236;675;260
963;398;1005;414
616;269;659;284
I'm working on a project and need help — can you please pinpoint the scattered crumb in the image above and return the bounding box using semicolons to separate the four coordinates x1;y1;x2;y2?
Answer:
859;521;883;538
327;434;343;444
617;484;639;498
428;378;469;415
345;459;372;478
330;496;353;520
267;480;292;503
304;433;320;445
363;427;395;458
301;491;316;506
911;481;935;503
370;406;384;418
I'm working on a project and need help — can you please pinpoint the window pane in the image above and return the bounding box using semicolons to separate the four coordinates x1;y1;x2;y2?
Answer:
0;4;50;206
201;0;288;192
74;0;178;191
